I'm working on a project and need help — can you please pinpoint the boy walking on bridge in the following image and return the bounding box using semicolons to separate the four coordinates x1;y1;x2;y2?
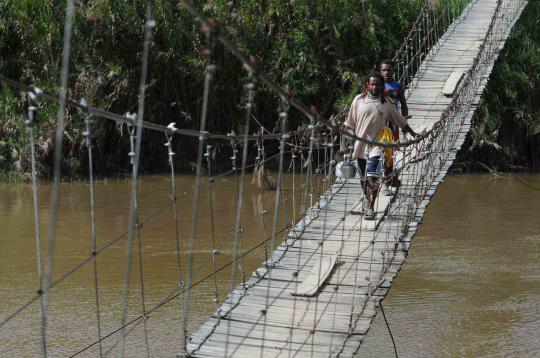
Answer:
381;59;408;117
342;71;417;220
381;59;409;196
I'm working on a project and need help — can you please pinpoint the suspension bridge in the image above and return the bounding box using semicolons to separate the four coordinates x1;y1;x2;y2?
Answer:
0;0;528;356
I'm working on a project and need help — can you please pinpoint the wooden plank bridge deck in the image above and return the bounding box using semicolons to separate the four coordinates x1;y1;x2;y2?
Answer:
186;0;527;356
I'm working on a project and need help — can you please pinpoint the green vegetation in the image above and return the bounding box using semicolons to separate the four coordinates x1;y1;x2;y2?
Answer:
457;1;540;172
0;0;480;180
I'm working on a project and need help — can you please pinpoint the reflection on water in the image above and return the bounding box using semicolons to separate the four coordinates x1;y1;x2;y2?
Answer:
1;174;539;357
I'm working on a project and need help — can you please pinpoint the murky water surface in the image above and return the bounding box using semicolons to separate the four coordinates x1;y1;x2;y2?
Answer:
359;174;540;358
1;174;539;357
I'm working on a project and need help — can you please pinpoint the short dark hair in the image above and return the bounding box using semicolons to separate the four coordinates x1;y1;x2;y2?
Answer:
363;71;386;103
381;58;394;67
365;71;384;84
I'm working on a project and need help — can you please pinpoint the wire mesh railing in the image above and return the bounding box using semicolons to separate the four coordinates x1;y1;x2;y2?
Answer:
0;0;526;356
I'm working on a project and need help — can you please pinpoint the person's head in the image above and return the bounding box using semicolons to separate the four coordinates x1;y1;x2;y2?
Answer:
380;59;394;82
364;71;385;100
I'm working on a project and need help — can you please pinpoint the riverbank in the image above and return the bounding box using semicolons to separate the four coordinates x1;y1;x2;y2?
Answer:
0;0;461;180
1;0;538;180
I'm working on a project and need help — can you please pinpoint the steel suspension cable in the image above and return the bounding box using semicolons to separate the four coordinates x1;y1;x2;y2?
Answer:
180;24;215;355
259;95;289;358
325;127;340;355
326;153;351;356
224;70;254;357
41;1;74;356
26;97;47;357
118;4;154;357
305;111;324;357
135;215;151;358
256;133;270;263
165;131;184;290
205;144;220;304
287;136;299;358
230;137;247;287
82;109;104;358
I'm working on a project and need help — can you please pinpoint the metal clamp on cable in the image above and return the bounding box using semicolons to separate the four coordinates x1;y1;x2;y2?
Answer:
230;140;238;170
126;118;137;165
165;139;175;159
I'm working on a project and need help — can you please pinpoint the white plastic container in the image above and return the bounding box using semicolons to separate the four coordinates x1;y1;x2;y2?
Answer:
335;158;356;179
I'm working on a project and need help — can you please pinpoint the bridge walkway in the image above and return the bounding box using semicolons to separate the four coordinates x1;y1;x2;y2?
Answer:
186;0;527;356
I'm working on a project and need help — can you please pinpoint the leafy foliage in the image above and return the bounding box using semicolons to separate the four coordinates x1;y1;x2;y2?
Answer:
458;0;540;171
0;0;474;178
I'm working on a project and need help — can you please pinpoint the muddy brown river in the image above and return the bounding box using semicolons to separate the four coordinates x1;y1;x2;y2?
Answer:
1;174;539;357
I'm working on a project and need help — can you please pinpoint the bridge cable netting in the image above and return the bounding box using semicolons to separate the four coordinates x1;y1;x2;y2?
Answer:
0;0;527;356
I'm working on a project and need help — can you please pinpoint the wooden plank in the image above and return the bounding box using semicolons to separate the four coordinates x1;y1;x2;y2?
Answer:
442;70;465;96
224;290;369;315
291;253;338;296
190;331;343;354
191;317;360;343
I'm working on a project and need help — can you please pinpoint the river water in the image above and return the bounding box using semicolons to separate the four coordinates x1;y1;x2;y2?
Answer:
0;174;539;357
359;174;540;358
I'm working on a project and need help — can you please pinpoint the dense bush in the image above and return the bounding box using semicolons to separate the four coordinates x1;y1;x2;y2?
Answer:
0;0;433;176
0;0;482;178
456;0;540;172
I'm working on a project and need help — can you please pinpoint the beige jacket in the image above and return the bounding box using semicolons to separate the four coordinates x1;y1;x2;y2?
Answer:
344;94;407;159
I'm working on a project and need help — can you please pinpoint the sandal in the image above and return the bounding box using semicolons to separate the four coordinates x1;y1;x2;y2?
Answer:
351;201;367;215
364;208;376;220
